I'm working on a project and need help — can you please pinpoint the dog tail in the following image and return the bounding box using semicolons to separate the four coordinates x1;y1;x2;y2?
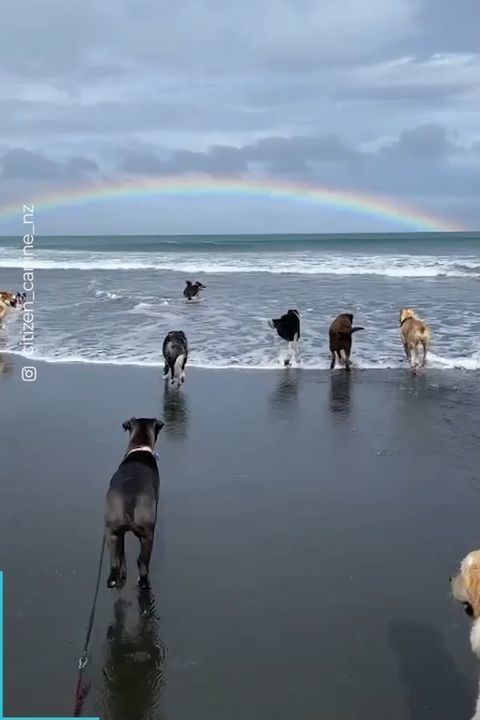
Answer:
174;353;186;384
350;326;364;334
124;511;145;537
419;324;432;347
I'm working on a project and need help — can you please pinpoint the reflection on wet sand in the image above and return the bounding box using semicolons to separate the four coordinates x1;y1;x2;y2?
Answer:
388;620;472;720
100;589;167;720
0;353;13;379
328;371;352;416
162;383;190;440
268;370;300;419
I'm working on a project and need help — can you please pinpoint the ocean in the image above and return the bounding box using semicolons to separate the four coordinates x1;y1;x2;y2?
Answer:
1;232;479;370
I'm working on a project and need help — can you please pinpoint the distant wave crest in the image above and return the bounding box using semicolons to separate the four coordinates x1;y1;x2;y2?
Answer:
0;249;479;278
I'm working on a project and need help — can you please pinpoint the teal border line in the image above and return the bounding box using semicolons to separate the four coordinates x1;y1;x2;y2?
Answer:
0;572;3;718
0;571;99;720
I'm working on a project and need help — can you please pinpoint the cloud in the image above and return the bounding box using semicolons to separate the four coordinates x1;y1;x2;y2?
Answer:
1;148;98;180
0;0;416;80
0;1;478;230
340;53;480;103
119;134;359;176
381;124;456;160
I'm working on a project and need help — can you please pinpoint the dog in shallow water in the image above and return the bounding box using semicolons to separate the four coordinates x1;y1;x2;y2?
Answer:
0;291;26;328
268;309;300;366
328;313;364;370
163;330;188;387
183;281;205;301
399;307;431;370
105;417;164;589
451;549;480;719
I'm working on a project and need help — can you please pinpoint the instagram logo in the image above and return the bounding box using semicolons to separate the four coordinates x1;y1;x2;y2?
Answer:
21;366;37;382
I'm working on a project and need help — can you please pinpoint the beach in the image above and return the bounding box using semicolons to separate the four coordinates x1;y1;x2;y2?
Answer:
1;356;480;719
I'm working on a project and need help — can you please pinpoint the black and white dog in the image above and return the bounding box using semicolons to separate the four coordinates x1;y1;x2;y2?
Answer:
183;281;205;301
269;309;301;366
105;417;164;590
162;330;189;386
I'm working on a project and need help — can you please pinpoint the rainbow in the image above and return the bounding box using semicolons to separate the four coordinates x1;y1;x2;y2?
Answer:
0;175;462;231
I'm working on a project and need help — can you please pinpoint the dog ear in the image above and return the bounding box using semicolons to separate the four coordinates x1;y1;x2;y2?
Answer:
347;314;353;322
465;558;480;619
154;419;164;435
122;417;134;432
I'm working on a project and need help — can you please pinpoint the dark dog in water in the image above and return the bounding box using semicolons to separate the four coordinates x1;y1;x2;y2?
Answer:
268;309;300;366
163;330;188;387
329;313;364;371
183;280;205;301
105;417;164;590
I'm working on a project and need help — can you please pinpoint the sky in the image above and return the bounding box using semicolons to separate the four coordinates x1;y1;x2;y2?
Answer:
0;0;478;234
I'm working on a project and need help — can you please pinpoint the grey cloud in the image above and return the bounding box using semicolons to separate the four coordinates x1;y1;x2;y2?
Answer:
114;126;479;203
335;82;470;104
381;125;456;160
417;0;479;53
0;1;477;230
0;0;417;81
119;134;359;176
1;149;58;179
1;148;98;180
0;99;275;138
334;53;480;107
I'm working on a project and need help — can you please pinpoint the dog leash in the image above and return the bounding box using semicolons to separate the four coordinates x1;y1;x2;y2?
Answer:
73;534;106;716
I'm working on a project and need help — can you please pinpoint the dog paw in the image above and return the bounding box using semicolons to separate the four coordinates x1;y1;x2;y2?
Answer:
138;575;150;590
107;569;123;588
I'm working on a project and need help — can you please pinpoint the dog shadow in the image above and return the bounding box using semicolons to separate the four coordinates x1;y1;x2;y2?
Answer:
162;382;190;440
328;370;352;416
100;589;167;720
388;620;473;720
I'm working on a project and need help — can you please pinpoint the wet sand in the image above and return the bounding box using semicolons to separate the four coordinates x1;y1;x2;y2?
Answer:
1;355;480;719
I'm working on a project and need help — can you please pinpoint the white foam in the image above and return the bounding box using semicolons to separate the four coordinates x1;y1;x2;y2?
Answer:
6;347;480;371
0;249;479;278
94;290;121;300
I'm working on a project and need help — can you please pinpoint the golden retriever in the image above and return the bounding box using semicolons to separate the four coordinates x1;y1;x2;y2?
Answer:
451;550;480;719
399;307;431;370
0;291;16;329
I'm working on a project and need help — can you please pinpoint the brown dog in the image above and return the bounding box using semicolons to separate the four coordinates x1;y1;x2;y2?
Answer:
451;550;480;719
399;308;431;370
329;313;364;371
